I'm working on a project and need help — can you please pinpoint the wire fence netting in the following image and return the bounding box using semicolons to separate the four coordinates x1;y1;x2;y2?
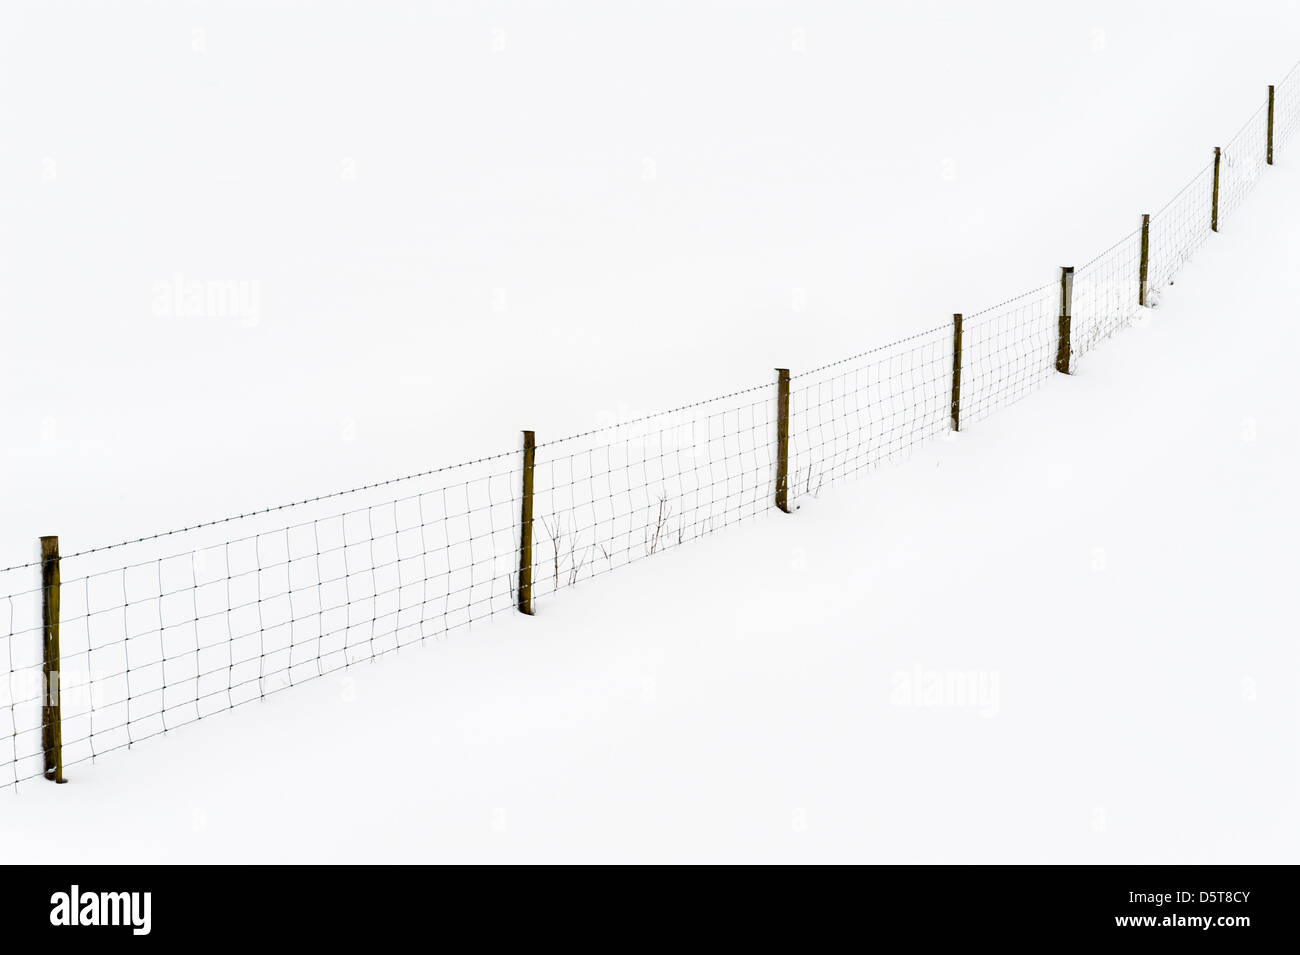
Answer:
529;385;779;603
1072;228;1143;362
2;455;523;788
786;325;953;499
1220;101;1270;225
961;286;1059;425
1146;160;1216;304
1277;65;1300;150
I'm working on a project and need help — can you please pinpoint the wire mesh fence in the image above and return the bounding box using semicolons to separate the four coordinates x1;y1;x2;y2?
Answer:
961;286;1060;426
1278;66;1300;150
3;65;1296;790
786;325;954;499
1220;101;1270;225
2;454;523;789
1146;160;1216;304
1071;228;1143;362
529;385;779;604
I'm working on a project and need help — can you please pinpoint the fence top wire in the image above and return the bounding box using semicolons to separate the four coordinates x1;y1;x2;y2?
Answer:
791;321;951;380
36;455;523;591
534;379;775;450
1281;57;1300;90
1224;98;1270;151
964;280;1057;324
0;446;521;574
1152;158;1216;220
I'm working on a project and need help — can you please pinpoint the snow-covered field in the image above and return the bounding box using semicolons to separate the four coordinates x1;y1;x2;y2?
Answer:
2;2;1298;862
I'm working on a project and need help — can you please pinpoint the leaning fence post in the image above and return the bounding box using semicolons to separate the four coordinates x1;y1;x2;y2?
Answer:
40;535;65;784
1268;85;1275;165
1211;146;1221;233
1138;213;1151;307
775;368;791;513
517;431;535;616
950;314;963;431
1056;267;1074;374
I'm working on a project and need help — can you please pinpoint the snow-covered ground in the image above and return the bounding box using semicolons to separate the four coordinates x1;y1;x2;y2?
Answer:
4;151;1298;864
2;2;1298;862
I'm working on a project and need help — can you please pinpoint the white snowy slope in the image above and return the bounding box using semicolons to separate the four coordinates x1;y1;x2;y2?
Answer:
3;154;1298;864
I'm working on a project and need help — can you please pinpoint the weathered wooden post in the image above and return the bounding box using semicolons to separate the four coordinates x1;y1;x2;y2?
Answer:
1056;267;1074;375
950;314;963;431
775;368;791;513
40;535;65;784
1267;85;1275;166
1138;214;1151;307
517;431;535;615
1211;146;1221;233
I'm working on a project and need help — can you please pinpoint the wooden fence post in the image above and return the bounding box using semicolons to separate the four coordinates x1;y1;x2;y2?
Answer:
1056;267;1074;375
775;368;791;513
40;535;65;784
517;432;535;616
950;314;963;431
1268;85;1275;165
1211;146;1221;233
1138;213;1151;307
